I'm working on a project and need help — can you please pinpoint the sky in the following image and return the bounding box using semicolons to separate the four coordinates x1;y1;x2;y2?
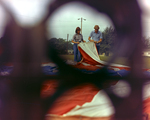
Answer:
47;2;113;41
0;0;150;41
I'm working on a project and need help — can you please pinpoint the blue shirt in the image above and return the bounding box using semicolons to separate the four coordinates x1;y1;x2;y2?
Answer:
89;30;102;46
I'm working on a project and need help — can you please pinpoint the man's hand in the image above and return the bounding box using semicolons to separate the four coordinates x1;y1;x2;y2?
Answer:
88;37;94;42
96;39;102;44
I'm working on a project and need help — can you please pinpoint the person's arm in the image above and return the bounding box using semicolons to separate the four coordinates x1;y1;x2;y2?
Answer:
88;37;94;42
72;40;79;44
96;38;102;43
96;32;103;43
88;31;94;42
81;34;86;42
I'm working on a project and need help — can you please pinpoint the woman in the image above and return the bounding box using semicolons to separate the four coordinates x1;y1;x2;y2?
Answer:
72;27;85;62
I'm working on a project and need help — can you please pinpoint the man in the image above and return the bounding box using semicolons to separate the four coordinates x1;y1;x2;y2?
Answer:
88;25;102;55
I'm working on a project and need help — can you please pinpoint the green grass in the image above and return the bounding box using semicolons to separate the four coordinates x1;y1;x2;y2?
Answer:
143;56;150;69
60;55;74;61
99;56;129;66
60;55;150;69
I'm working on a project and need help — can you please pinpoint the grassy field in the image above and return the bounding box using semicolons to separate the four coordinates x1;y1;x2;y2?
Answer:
60;55;150;69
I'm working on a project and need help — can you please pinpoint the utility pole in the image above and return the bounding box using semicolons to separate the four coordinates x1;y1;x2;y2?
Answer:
78;17;86;34
67;34;69;54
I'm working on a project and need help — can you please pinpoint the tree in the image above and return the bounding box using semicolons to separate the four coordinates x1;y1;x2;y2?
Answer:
48;38;73;54
142;37;150;49
100;26;117;56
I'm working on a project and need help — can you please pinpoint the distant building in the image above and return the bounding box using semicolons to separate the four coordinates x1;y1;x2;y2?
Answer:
143;49;150;57
68;50;73;54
